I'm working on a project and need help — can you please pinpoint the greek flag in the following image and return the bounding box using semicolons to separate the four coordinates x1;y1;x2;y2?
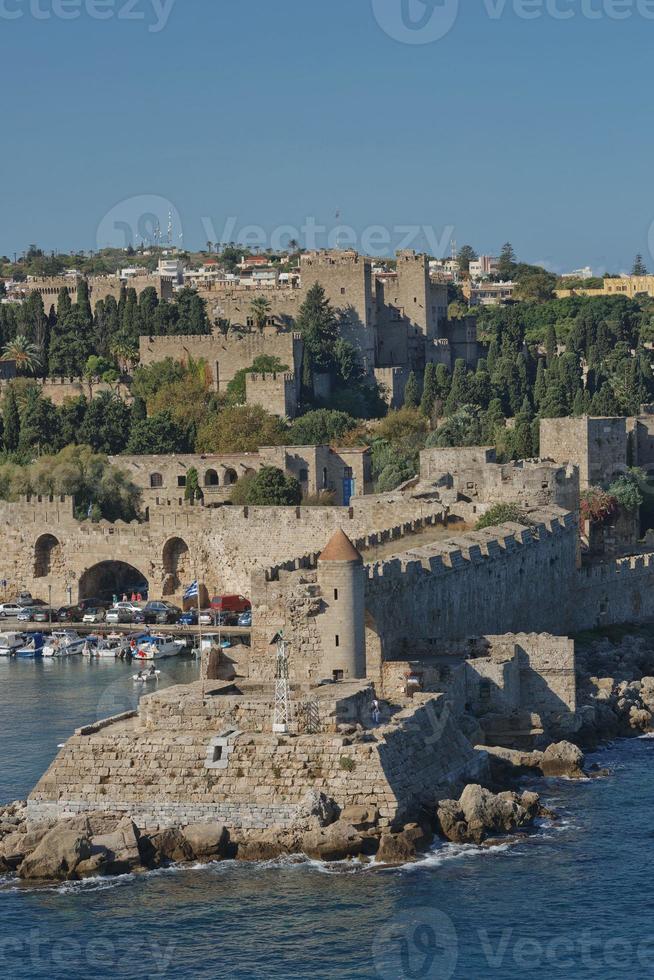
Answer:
183;581;199;600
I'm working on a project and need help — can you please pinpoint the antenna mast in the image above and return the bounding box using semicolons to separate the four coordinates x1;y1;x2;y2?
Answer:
273;635;292;734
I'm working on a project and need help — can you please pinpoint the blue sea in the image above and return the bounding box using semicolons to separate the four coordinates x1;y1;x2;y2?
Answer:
1;654;653;979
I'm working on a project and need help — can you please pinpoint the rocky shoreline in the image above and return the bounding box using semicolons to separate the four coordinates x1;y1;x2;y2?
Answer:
4;630;654;885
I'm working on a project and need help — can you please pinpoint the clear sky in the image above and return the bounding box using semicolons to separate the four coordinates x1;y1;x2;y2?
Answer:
1;0;652;272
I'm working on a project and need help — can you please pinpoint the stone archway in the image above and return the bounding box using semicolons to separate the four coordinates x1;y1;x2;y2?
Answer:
78;561;149;602
162;537;191;596
34;534;63;578
204;469;219;487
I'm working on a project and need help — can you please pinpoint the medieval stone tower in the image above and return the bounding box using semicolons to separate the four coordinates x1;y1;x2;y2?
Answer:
316;529;366;680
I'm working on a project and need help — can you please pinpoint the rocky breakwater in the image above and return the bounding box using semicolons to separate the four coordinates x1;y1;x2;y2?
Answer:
575;632;654;744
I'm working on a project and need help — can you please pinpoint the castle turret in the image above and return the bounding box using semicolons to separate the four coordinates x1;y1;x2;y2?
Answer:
317;529;366;680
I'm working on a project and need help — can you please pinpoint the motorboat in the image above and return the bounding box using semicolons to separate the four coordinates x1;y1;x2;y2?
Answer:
133;669;161;682
133;634;185;660
42;630;86;658
85;633;127;658
16;633;45;658
0;632;25;655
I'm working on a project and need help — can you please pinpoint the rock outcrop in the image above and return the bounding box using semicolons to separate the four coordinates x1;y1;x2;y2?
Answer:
436;786;549;845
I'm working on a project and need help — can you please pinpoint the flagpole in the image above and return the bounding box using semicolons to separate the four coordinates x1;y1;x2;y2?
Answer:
195;564;204;699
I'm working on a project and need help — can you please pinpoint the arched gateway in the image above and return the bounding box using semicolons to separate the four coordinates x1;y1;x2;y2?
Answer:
78;561;149;602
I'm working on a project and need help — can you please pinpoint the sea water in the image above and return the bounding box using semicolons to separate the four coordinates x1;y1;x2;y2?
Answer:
1;656;653;979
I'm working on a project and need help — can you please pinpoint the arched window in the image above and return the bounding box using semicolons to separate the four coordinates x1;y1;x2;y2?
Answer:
150;473;163;489
204;469;219;487
224;468;238;485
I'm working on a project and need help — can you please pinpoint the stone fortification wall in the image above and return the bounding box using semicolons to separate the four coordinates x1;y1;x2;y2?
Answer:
419;447;580;514
365;510;579;659
0;376;131;407
200;286;303;330
138;330;302;394
245;371;298;418
28;689;486;831
0;491;448;603
539;417;627;489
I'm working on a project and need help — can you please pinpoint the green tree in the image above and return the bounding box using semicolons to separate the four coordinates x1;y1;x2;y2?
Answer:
175;287;209;334
56;286;71;321
4;386;20;452
237;465;302;506
250;296;272;332
77;279;93;322
632;254;648;277
196;404;286;453
420;362;438;418
545;323;557;364
126;410;189;455
79;391;132;454
403;371;420;408
184;466;203;502
287;409;356;446
497;242;516;280
48;307;92;376
295;283;339;374
2;335;42;375
445;359;470;414
457;245;477;275
18;387;60;453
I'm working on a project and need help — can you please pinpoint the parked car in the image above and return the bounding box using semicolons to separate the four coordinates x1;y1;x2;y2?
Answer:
83;607;106;624
33;608;56;623
17;607;37;622
18;597;47;608
143;601;182;625
237;609;252;627
106;602;144;625
0;602;23;618
178;609;199;626
199;609;231;627
57;605;81;622
210;594;251;617
78;598;110;613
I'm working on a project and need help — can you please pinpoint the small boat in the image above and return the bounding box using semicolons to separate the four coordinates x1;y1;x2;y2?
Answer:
85;633;127;658
16;633;45;658
42;630;85;658
133;669;161;682
0;632;25;655
133;634;185;660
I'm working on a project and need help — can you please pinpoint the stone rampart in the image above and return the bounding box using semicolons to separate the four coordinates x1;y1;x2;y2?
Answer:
28;688;487;830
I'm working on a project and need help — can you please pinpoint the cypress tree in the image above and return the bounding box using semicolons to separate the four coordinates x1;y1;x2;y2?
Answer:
512;398;534;459
56;286;71;321
404;371;420;409
545;324;557;364
77;279;93;322
4;387;20;452
420;363;438;418
445;359;469;415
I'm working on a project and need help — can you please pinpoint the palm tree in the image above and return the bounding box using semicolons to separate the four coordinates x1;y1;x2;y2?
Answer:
110;340;139;375
250;297;272;333
2;334;42;374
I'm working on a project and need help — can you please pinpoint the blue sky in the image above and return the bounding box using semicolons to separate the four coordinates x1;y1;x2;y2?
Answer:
1;0;652;272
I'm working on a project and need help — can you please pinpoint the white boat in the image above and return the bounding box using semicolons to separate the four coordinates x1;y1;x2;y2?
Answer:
85;633;127;658
16;634;45;658
42;631;86;658
0;632;25;655
133;634;185;660
133;669;161;682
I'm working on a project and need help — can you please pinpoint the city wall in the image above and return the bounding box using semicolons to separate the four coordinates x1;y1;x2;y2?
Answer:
138;329;303;394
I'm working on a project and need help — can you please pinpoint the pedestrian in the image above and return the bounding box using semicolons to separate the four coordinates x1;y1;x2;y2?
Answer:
131;592;136;602
122;593;128;602
136;592;142;602
371;698;381;725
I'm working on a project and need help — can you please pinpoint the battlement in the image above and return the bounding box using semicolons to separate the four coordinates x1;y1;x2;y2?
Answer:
247;372;295;384
366;509;572;584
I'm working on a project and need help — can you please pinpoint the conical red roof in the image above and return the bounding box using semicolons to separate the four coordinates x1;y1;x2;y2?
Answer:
319;529;362;563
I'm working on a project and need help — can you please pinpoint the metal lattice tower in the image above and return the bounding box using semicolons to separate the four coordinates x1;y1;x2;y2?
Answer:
273;637;292;734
